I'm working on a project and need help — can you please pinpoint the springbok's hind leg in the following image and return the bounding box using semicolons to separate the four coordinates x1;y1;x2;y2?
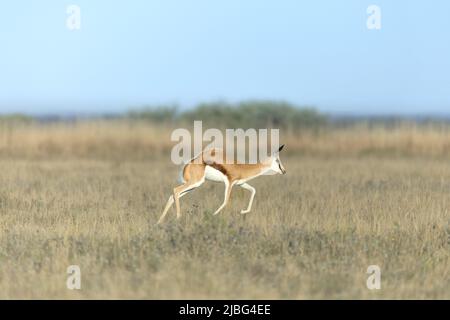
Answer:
157;163;206;224
157;183;201;224
157;195;174;224
173;184;192;219
213;180;234;215
173;180;205;219
239;183;256;214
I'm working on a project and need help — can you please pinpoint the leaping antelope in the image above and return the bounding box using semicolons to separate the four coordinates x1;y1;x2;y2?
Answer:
157;145;286;224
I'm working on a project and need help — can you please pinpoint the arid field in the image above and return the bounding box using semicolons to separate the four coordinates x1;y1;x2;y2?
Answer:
0;121;449;299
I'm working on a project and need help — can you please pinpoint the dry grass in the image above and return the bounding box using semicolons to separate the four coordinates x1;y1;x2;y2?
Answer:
0;122;449;299
3;121;450;159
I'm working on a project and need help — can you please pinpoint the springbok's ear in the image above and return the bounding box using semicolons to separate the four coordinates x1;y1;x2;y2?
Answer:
278;144;285;152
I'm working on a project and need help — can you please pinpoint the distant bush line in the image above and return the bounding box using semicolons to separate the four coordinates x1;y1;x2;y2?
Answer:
126;101;327;129
2;100;450;131
124;101;450;129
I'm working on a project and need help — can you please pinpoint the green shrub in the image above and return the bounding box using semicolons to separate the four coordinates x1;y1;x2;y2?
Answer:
128;101;327;129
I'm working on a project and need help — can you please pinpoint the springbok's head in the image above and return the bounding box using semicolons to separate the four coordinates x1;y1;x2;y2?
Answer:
270;144;286;175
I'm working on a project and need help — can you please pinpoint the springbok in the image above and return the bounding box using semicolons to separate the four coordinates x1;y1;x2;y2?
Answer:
157;145;286;224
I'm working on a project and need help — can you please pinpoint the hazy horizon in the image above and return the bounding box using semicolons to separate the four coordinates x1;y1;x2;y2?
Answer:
3;101;450;119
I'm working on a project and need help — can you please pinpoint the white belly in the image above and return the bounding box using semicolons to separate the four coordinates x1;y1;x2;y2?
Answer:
204;165;227;182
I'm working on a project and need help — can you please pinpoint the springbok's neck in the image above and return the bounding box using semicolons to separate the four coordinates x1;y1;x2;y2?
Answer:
260;156;273;166
258;157;274;175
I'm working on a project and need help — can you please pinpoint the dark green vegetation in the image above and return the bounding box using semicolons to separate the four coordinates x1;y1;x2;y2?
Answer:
127;100;327;129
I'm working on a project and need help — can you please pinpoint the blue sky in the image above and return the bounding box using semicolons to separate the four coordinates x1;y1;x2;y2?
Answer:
1;1;449;115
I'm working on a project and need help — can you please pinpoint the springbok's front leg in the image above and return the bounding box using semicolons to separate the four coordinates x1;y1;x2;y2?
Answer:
239;183;256;214
213;180;234;215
